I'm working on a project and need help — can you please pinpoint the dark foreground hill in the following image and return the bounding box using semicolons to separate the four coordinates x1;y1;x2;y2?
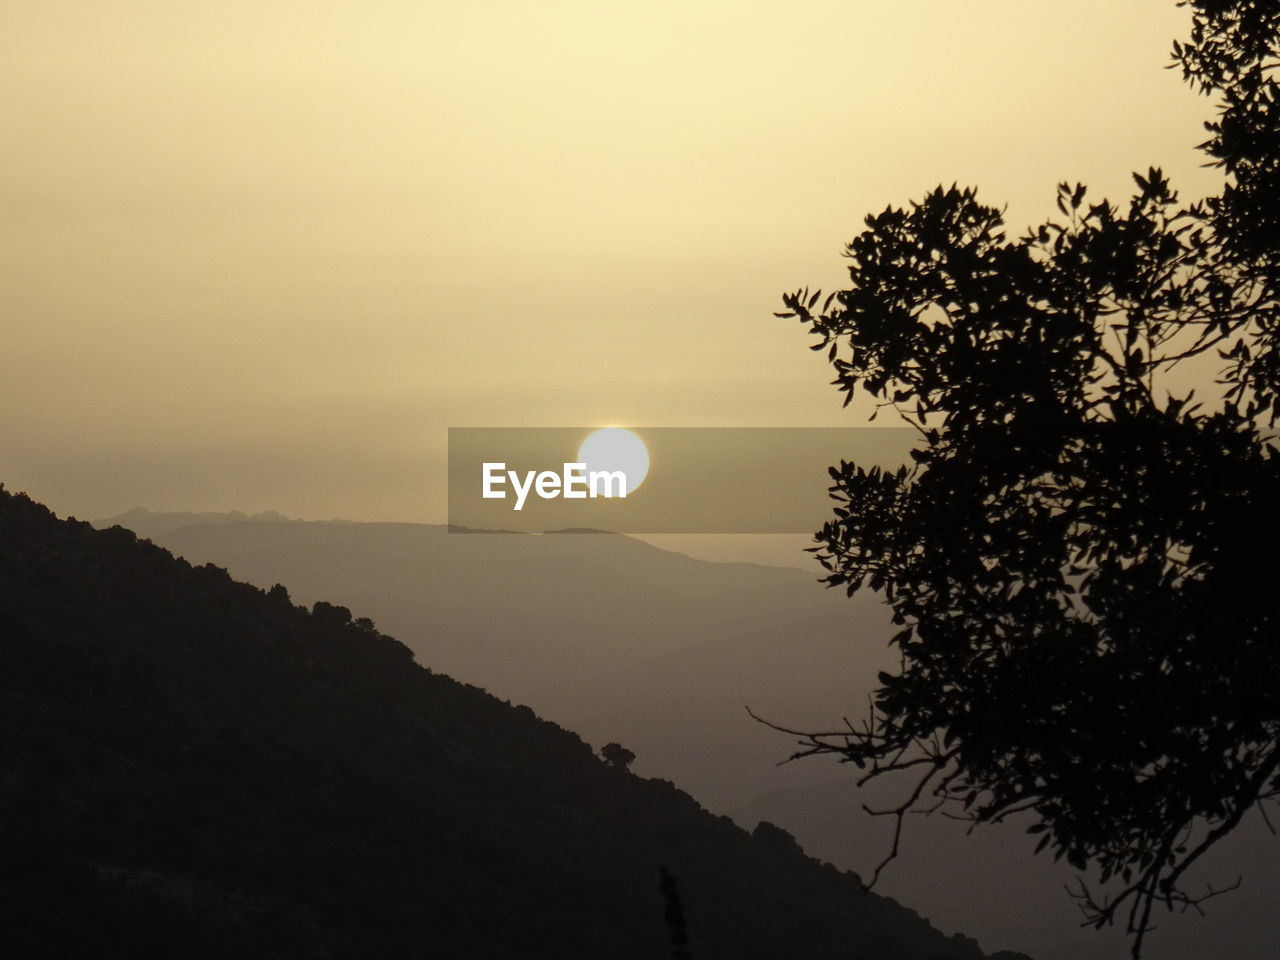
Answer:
112;513;1280;960
110;511;896;816
0;488;1020;960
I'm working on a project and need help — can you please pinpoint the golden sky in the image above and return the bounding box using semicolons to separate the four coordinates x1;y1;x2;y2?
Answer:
3;1;1223;523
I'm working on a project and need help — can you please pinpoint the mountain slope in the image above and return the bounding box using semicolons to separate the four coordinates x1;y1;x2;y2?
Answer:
1;488;1012;959
104;511;1280;960
110;515;896;811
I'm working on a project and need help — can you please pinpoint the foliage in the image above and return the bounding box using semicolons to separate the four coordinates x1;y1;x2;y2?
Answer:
602;741;637;769
774;2;1280;955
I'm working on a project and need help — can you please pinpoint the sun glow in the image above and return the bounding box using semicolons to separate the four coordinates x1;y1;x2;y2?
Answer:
577;428;649;496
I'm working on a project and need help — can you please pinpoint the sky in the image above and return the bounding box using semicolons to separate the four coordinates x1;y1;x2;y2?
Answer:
3;0;1225;530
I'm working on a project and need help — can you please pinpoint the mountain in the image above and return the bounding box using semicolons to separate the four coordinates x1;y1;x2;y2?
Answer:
97;507;296;542
0;487;1019;959
100;510;1280;960
94;512;896;811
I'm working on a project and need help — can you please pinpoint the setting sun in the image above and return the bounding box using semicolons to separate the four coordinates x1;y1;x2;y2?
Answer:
577;427;649;496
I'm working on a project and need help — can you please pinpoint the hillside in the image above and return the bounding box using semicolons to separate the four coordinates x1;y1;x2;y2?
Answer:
105;513;894;812
0;487;1017;959
99;510;1280;960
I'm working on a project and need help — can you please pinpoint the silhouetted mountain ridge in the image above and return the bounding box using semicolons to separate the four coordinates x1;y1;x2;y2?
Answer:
98;506;298;541
1;488;1020;959
96;509;1280;960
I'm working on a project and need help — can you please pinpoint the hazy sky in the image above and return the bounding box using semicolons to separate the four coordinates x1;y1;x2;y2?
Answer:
3;1;1223;525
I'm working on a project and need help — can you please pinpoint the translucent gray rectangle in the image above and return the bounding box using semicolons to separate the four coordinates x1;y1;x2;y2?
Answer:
447;427;915;533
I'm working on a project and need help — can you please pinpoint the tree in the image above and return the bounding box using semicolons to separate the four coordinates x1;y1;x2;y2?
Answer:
601;742;637;770
771;3;1280;956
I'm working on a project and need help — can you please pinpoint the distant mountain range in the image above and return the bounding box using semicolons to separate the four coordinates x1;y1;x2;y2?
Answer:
97;506;299;541
2;487;1025;958
89;507;1280;960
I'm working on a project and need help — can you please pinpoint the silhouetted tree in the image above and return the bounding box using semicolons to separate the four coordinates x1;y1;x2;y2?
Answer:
772;3;1280;956
601;742;637;770
312;601;353;626
659;865;692;960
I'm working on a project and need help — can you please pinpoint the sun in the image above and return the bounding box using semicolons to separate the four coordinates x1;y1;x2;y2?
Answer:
577;428;649;496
